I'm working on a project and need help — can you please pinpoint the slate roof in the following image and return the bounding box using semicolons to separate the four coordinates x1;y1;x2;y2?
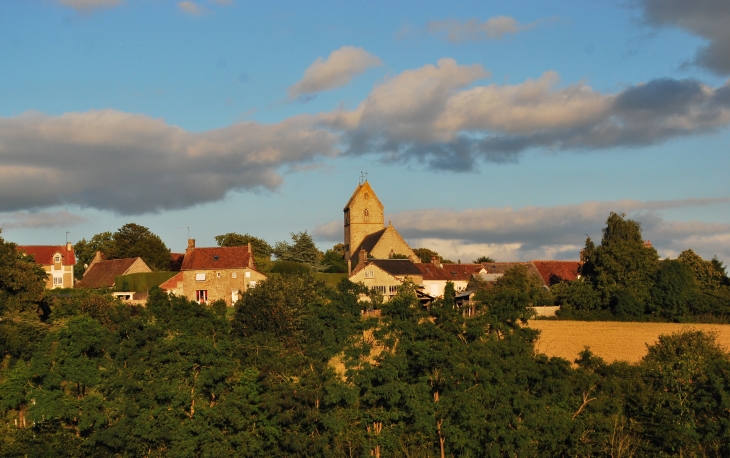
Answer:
159;272;183;291
77;258;141;289
16;245;76;266
531;260;582;286
416;263;483;281
367;259;422;276
181;246;253;270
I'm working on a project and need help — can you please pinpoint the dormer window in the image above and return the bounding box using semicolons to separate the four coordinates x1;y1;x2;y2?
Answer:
53;254;61;264
213;255;219;261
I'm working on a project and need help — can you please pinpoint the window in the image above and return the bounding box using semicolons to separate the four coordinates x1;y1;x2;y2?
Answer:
388;285;398;295
52;275;63;288
370;285;386;295
216;272;221;278
196;290;208;304
53;254;61;264
232;272;237;278
232;291;239;303
364;208;369;217
245;271;251;278
365;270;374;278
195;273;206;281
248;281;257;288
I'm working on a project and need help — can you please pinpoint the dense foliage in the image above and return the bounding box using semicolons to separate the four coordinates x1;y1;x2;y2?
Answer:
554;213;730;322
74;224;171;274
3;228;730;456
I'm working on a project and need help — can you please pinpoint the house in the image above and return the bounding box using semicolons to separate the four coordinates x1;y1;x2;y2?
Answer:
344;179;417;274
16;243;76;289
76;254;152;289
416;257;486;298
531;260;582;286
349;250;423;302
174;239;266;306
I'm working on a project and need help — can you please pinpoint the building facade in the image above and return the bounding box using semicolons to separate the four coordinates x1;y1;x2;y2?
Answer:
16;243;76;289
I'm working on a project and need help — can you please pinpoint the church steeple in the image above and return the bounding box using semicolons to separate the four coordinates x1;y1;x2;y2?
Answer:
344;179;384;263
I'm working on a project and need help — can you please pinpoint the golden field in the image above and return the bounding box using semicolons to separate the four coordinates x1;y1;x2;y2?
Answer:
528;320;730;364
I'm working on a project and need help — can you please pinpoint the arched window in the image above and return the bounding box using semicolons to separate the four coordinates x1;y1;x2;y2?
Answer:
364;208;369;217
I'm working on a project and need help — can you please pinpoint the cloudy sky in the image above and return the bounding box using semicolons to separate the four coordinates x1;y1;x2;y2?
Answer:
2;0;730;263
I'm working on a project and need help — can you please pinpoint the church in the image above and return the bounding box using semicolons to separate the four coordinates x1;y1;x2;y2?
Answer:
343;178;418;275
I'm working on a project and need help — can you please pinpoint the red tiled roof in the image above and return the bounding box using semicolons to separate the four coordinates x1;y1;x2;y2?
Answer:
169;253;185;271
159;272;183;291
416;263;483;281
76;258;141;289
531;260;582;286
180;246;253;270
16;245;76;266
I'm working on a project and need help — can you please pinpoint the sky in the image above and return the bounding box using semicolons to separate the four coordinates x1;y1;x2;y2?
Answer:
1;0;730;264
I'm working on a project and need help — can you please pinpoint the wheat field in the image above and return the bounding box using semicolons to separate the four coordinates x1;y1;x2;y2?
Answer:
527;321;730;364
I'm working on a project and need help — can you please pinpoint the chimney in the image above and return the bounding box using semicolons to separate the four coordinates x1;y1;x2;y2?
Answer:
187;239;196;252
431;255;442;268
66;242;72;251
356;249;367;272
247;241;254;269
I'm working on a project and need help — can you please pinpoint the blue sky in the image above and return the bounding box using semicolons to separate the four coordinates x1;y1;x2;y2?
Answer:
1;0;730;263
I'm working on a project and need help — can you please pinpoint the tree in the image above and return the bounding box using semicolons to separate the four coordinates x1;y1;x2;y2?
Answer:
73;232;114;279
678;249;726;291
473;255;496;263
321;243;347;273
630;331;730;456
272;231;323;267
582;212;659;307
413;248;439;263
214;232;273;258
650;260;697;321
107;223;171;271
0;230;47;309
215;232;274;273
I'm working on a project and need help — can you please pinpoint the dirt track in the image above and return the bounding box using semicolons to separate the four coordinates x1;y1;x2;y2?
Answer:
528;321;730;364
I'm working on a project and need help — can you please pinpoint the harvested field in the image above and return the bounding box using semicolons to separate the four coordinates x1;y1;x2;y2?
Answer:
528;321;730;364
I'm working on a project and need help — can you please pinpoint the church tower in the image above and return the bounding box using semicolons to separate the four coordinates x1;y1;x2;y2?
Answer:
343;179;384;263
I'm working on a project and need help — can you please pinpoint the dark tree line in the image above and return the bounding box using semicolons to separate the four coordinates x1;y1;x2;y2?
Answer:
553;212;730;322
3;225;730;456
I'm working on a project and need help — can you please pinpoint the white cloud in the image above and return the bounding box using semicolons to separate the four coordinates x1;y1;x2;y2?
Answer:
320;60;730;170
0;109;339;214
0;210;87;230
426;16;544;42
57;0;122;11
178;1;204;16
288;46;382;98
313;198;730;262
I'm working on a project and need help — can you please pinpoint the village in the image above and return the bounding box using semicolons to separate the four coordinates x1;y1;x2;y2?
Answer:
14;179;581;315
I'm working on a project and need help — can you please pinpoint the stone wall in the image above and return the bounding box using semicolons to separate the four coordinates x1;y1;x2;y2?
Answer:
182;268;267;306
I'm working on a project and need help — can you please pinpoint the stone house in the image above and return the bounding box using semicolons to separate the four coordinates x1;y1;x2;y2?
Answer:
416;258;486;298
349;251;423;302
16;243;76;289
168;239;267;306
76;254;152;289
